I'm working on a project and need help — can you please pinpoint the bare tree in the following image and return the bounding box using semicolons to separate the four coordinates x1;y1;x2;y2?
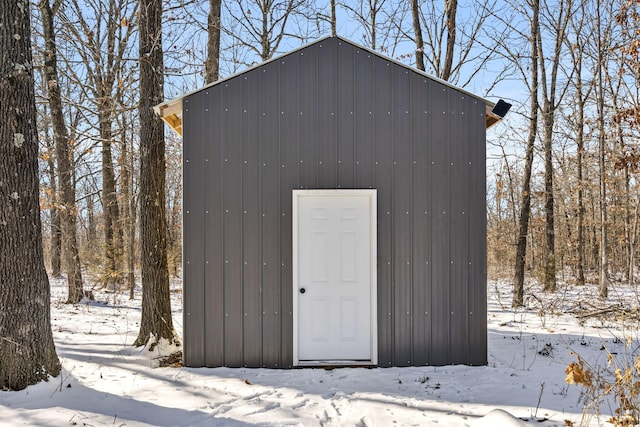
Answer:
39;0;86;303
594;0;610;297
565;0;593;287
0;0;61;390
224;0;312;64
406;0;498;85
513;0;540;306
342;0;390;50
537;0;573;292
61;0;138;286
134;0;178;347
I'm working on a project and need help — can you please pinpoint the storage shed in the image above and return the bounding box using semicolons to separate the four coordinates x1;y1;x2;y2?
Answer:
155;36;508;368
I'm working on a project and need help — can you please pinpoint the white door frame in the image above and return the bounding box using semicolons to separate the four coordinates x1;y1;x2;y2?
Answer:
292;189;377;366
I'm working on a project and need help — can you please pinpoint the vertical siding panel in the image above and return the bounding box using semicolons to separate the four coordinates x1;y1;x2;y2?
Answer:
336;41;355;188
392;67;412;367
410;74;431;366
222;80;244;367
182;95;205;366
316;40;337;188
204;86;225;367
298;46;318;189
430;84;450;365
354;50;375;189
448;93;469;364
279;55;299;368
260;62;281;368
468;99;488;365
374;58;393;366
242;72;262;367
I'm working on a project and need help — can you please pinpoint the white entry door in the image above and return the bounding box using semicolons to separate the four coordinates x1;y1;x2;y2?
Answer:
293;190;377;366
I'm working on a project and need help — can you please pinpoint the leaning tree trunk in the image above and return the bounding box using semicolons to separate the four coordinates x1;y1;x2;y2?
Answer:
134;0;177;347
0;0;61;390
39;0;85;303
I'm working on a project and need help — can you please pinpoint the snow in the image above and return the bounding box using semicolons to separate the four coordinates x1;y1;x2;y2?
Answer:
0;276;632;426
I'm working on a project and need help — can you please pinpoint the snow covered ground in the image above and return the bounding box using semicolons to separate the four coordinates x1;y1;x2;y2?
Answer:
1;275;636;426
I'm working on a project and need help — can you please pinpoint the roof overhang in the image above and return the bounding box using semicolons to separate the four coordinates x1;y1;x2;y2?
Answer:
154;99;183;137
154;36;510;137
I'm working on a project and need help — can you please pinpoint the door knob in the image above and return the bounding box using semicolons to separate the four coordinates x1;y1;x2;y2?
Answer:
299;288;306;294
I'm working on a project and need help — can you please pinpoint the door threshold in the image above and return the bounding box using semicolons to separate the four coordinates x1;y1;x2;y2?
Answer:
296;360;375;368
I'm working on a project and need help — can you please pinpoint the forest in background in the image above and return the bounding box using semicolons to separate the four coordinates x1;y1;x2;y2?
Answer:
30;0;640;302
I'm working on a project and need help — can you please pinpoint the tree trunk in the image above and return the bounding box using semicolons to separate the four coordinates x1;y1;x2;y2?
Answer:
44;122;62;278
101;104;123;288
595;0;609;298
134;0;177;347
441;0;457;81
542;100;557;292
39;0;85;303
411;0;425;71
513;0;539;307
119;115;136;299
576;98;586;286
205;0;222;84
0;0;61;390
330;0;336;37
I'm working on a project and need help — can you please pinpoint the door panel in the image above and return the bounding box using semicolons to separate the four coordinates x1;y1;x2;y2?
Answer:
294;191;376;363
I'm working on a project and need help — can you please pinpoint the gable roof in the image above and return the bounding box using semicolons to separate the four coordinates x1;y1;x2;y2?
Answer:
154;35;506;136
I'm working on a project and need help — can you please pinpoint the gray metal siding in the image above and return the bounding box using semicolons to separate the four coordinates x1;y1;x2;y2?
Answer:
182;37;488;368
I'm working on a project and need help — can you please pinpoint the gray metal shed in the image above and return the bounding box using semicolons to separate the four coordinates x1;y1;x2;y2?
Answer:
155;36;507;368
